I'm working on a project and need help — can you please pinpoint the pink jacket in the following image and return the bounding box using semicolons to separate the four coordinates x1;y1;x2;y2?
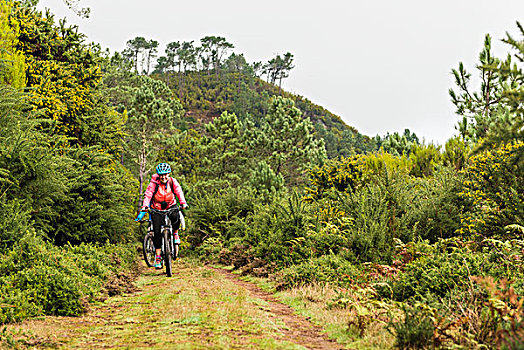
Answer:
142;174;187;210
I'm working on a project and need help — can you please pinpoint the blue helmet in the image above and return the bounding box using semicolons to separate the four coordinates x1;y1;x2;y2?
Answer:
156;163;171;175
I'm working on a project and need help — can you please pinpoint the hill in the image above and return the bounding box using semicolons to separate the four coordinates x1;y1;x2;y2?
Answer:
119;37;379;158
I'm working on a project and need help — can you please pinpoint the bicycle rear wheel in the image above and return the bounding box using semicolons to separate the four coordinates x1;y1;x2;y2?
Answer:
163;229;172;277
143;232;155;267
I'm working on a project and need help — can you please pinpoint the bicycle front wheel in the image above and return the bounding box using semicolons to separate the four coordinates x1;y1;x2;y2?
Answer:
163;229;172;277
143;232;155;267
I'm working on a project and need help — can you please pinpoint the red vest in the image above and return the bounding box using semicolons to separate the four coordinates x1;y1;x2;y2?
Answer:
152;179;174;209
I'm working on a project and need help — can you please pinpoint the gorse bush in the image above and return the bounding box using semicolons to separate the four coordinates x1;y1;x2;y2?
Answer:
459;141;524;238
0;0;25;89
187;186;258;245
364;151;412;177
401;167;470;243
0;87;68;248
194;236;224;263
249;192;317;267
305;206;353;259
408;143;441;177
305;155;366;201
384;238;524;303
340;181;398;263
442;136;470;170
45;148;137;245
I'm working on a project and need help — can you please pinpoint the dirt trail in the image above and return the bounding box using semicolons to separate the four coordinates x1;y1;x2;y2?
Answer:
210;267;343;350
4;261;345;350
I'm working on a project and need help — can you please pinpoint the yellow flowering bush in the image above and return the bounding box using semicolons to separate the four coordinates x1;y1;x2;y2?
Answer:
305;155;366;201
0;0;26;88
459;141;524;237
9;4;124;153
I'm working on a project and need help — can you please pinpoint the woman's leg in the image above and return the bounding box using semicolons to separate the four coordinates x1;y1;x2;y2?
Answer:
169;210;181;243
151;212;163;257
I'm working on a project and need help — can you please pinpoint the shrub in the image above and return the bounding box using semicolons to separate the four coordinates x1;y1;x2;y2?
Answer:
305;155;366;201
337;180;399;263
442;136;470;171
459;141;524;238
248;193;317;268
387;304;435;350
408;143;441;177
45;150;137;245
364;151;412;177
385;238;524;303
0;234;137;324
275;254;361;290
402;167;471;242
194;236;224;263
187;186;257;246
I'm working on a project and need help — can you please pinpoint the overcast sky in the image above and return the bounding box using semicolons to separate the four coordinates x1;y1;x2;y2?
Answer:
36;0;524;144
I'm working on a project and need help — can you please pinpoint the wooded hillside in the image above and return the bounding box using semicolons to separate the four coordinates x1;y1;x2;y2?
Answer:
1;2;523;349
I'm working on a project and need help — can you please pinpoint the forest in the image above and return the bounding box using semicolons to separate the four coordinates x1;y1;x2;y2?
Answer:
0;1;523;349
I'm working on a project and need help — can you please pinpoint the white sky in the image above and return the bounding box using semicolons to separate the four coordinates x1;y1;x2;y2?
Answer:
36;0;524;144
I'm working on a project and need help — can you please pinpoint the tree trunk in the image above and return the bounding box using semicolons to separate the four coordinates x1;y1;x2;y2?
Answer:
178;63;182;99
134;50;139;73
238;71;241;94
137;137;147;211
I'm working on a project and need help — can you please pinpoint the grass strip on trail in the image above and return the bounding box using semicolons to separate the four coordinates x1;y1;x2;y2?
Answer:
3;261;345;349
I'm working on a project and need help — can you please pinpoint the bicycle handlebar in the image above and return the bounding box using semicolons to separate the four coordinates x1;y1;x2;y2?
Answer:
148;206;179;215
136;205;186;223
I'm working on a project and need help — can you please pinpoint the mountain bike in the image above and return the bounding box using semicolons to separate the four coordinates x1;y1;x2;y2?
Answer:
141;206;180;277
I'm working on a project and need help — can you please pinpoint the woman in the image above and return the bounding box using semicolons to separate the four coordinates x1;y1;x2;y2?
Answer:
137;163;188;268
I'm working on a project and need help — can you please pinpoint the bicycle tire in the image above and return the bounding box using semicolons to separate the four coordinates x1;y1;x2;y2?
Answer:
143;232;155;267
163;229;172;277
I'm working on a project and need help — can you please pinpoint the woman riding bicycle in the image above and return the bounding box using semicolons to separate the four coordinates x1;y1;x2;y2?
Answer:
139;163;188;269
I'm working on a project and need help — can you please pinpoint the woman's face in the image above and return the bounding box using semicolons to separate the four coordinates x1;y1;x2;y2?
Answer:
158;173;170;184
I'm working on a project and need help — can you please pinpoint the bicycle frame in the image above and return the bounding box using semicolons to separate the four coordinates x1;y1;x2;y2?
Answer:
149;207;178;244
148;207;179;277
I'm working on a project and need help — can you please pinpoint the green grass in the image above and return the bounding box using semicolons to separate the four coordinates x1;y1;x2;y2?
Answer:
4;261;339;349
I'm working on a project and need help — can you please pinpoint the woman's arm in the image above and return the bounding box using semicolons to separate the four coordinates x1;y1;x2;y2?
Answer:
142;181;156;208
172;178;187;206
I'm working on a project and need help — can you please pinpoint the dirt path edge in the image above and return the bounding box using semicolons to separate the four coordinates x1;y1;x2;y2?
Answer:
208;266;345;350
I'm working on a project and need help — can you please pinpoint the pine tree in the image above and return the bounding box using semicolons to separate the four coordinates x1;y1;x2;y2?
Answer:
449;34;506;143
249;161;285;202
481;22;524;162
125;76;184;208
245;96;327;186
203;111;246;186
450;23;524;164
